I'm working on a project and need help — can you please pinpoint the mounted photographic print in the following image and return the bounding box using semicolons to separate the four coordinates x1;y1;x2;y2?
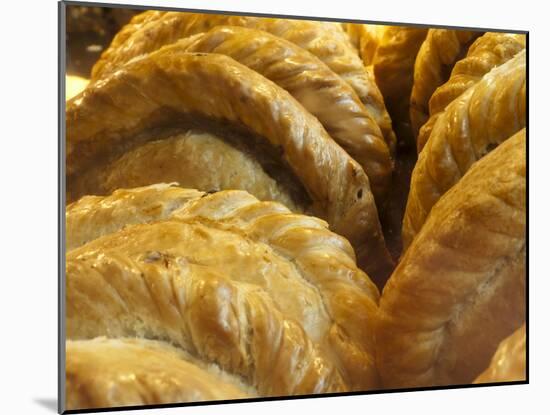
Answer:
59;1;528;413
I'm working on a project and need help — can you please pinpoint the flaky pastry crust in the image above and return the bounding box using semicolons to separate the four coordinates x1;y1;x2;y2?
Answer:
410;29;482;138
91;11;396;155
66;183;205;251
417;32;526;152
170;26;392;202
372;27;428;146
68;48;393;279
377;130;526;387
402;50;526;249
344;23;385;66
66;186;381;393
71;131;303;215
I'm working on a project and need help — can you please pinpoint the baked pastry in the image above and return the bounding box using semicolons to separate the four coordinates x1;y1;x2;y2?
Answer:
67;47;393;279
66;183;204;251
402;49;526;249
372;26;428;146
344;23;385;66
91;11;396;155
417;32;526;152
66;338;252;410
377;129;526;388
66;185;381;394
72;131;305;212
155;26;392;202
410;29;482;138
474;324;526;384
342;23;363;54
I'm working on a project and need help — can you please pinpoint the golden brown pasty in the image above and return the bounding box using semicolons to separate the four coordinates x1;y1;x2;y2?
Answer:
66;185;381;393
155;26;392;202
66;338;253;410
417;32;526;152
376;129;526;388
91;11;396;155
474;324;526;384
372;26;428;146
410;29;482;138
402;49;526;249
67;48;393;279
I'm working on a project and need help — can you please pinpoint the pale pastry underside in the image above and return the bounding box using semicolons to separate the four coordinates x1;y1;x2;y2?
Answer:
168;25;392;203
67;48;393;281
71;131;302;214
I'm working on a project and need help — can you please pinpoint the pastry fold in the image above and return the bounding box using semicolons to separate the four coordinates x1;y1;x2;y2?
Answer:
377;130;526;388
66;183;205;251
402;49;526;249
91;11;396;155
66;338;253;410
165;26;392;202
372;27;428;146
67;48;393;279
66;186;381;393
344;24;385;67
474;324;526;384
417;32;526;152
410;29;482;138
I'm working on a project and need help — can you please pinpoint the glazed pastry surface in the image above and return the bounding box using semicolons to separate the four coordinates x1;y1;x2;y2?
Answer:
402;49;526;248
91;11;396;155
410;29;482;138
417;32;526;152
474;324;526;384
344;24;385;66
377;130;526;387
66;183;204;251
67;48;393;278
64;11;530;408
66;186;381;393
372;27;428;146
170;26;393;202
66;338;253;410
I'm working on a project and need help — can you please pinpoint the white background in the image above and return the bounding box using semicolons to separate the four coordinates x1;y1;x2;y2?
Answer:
0;0;545;413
